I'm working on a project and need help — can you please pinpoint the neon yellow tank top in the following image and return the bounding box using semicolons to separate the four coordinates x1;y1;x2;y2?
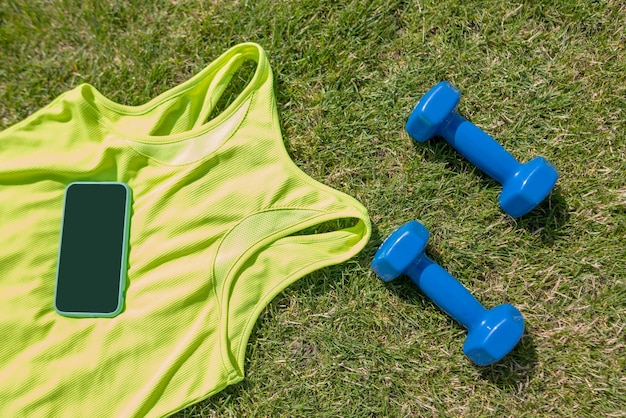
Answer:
0;43;371;417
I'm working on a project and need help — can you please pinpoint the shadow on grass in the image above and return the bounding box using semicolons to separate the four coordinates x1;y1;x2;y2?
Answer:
514;185;570;246
478;329;538;390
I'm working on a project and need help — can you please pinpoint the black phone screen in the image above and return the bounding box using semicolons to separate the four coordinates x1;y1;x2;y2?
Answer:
55;182;131;317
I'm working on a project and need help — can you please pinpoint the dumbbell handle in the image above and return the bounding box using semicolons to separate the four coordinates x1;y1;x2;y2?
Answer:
439;113;521;185
406;254;486;330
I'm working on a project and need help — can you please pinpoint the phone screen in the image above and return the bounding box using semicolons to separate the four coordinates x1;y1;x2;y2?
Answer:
55;182;131;317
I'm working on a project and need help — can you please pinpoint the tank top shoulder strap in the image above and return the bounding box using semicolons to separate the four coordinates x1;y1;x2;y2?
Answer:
193;43;273;129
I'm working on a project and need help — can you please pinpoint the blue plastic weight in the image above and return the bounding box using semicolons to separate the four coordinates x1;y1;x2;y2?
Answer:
406;81;558;218
371;220;525;366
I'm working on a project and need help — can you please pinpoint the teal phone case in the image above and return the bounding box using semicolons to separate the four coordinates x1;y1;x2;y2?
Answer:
54;181;132;318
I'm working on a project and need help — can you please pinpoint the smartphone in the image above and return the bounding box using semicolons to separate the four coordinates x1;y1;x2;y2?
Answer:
55;182;132;317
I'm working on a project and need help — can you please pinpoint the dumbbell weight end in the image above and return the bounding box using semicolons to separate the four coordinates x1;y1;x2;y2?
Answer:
463;303;525;366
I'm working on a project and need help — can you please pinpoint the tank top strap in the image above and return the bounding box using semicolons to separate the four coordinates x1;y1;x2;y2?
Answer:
194;43;272;129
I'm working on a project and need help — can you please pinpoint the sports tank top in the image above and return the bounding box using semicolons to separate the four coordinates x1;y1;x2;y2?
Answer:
0;43;371;417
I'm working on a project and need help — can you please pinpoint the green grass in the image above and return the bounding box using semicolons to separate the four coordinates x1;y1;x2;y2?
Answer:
1;0;625;416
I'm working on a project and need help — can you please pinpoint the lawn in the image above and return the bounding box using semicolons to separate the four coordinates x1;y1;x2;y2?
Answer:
1;0;625;416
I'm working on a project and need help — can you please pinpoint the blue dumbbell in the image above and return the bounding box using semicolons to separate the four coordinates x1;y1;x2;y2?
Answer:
371;220;525;366
406;81;558;218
